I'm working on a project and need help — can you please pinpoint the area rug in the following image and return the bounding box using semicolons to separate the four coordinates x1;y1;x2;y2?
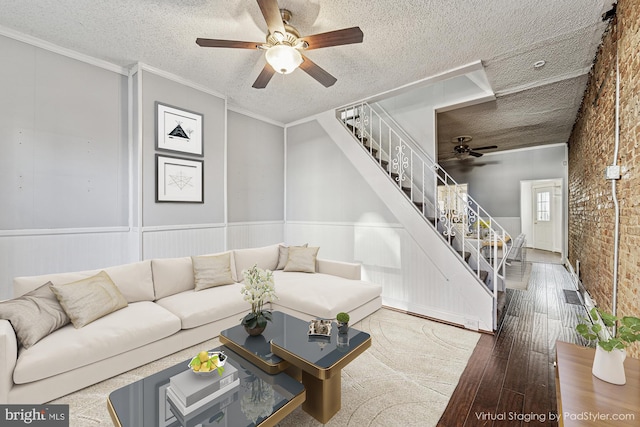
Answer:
50;308;480;427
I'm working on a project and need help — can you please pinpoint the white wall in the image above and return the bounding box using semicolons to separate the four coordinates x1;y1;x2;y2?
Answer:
227;110;284;223
441;144;567;242
0;36;129;230
0;35;132;299
285;116;494;331
375;73;491;159
140;70;226;227
286;120;396;223
0;36;286;299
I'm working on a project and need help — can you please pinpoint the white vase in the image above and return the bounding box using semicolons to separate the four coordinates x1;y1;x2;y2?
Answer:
592;346;626;385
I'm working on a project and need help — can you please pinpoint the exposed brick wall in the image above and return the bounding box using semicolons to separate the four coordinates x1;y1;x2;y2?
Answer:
568;0;640;359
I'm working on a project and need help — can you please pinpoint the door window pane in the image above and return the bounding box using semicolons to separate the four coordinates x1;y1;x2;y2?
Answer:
537;191;550;221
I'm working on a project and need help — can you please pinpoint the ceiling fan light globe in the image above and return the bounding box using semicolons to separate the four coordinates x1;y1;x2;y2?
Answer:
265;44;302;74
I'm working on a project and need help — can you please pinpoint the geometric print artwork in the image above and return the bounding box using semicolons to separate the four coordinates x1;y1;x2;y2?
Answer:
156;154;203;203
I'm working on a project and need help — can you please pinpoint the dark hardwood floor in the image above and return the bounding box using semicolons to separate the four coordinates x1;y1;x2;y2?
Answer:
438;262;590;427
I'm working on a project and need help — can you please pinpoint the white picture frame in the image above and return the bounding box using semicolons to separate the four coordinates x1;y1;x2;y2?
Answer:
156;102;203;156
156;155;204;203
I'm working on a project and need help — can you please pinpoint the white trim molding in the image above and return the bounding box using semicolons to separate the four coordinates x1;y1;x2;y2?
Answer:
0;24;127;75
141;223;226;233
136;63;227;100
0;227;130;237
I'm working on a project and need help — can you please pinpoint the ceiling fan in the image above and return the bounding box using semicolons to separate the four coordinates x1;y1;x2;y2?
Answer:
195;0;364;89
451;136;497;159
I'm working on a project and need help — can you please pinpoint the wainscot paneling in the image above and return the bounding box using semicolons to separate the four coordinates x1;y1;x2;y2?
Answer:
0;228;133;300
141;225;226;260
226;222;284;249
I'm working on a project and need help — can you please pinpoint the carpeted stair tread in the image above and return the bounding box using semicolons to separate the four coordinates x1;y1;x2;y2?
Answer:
457;251;471;262
361;143;376;155
475;270;489;283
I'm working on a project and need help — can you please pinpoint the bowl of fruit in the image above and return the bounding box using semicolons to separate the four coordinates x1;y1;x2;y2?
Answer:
188;350;226;376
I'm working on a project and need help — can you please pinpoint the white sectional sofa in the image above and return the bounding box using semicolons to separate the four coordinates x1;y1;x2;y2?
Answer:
0;244;382;404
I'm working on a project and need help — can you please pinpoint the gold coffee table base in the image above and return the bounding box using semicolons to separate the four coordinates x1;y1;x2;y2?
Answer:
271;336;371;423
301;371;342;423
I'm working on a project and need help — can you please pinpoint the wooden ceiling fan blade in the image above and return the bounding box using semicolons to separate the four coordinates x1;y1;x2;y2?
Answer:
252;63;276;89
196;38;260;49
257;0;286;35
302;27;364;50
475;145;498;150
299;55;337;87
468;151;484;157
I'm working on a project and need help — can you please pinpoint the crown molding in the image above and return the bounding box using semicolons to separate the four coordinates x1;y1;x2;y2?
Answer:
227;105;285;127
0;24;127;75
135;63;227;100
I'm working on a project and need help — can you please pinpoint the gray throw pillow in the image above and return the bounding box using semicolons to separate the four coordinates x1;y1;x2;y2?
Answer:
0;282;70;349
284;246;320;273
50;271;128;328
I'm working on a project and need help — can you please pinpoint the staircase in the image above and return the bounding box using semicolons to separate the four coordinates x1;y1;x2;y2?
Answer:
334;102;512;328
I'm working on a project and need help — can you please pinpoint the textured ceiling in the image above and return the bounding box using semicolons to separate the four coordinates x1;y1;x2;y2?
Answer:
0;0;612;159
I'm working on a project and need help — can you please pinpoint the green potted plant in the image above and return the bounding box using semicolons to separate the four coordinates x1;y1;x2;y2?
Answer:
336;312;350;334
240;265;278;336
576;307;640;385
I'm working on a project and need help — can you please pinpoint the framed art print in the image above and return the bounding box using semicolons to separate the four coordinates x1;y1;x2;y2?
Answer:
156;102;203;156
156;155;204;203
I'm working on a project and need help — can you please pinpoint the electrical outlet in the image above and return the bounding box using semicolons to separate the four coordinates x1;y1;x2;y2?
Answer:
605;165;621;179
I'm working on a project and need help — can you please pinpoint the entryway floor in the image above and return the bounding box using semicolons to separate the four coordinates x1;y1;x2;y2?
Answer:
527;248;563;264
438;262;589;426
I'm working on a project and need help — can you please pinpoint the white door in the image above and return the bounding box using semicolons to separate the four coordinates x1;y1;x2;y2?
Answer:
533;186;554;251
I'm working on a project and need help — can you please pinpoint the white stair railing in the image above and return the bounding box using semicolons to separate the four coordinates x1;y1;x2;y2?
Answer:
337;102;512;302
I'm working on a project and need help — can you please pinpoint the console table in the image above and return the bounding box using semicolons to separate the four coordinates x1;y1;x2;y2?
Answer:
555;341;640;426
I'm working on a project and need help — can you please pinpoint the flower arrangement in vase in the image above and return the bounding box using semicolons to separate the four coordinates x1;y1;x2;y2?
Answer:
240;264;278;336
576;307;640;385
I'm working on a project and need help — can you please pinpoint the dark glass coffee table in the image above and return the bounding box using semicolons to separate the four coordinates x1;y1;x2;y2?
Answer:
220;311;371;423
107;346;305;427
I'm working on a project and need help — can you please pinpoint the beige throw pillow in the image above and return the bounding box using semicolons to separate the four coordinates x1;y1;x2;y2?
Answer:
0;282;70;349
276;243;308;270
284;246;320;273
192;253;235;291
50;271;128;328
